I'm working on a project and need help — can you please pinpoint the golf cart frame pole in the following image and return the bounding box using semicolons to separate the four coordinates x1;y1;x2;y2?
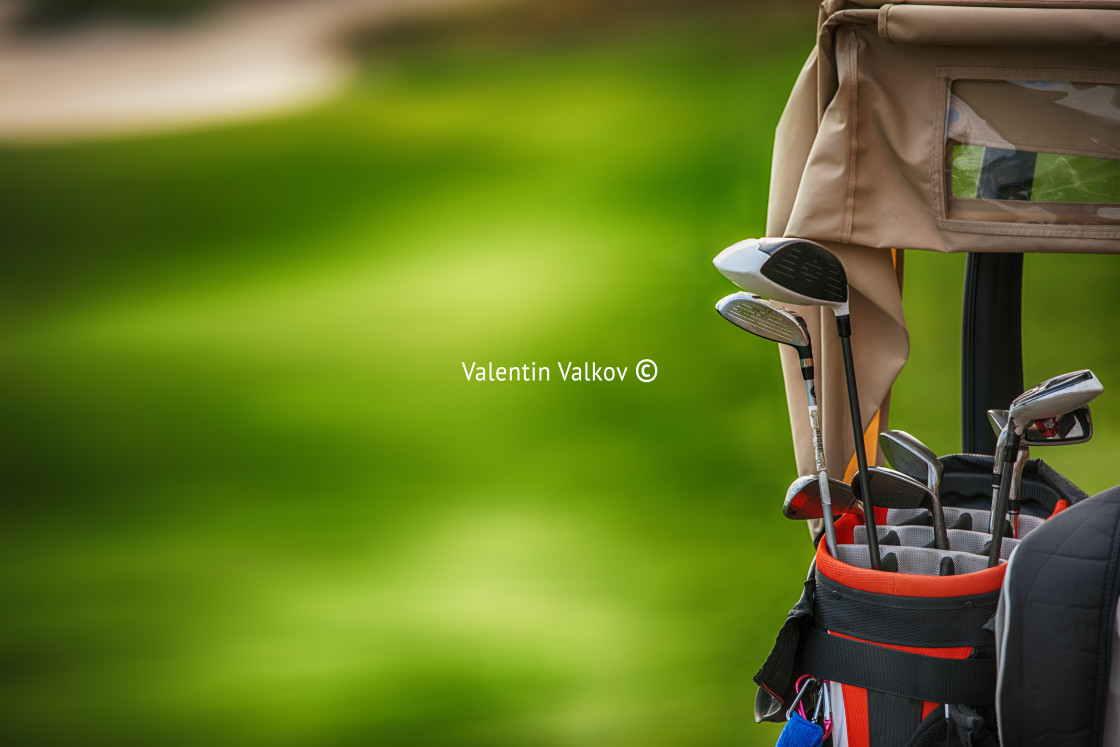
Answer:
961;148;1034;455
962;253;1023;455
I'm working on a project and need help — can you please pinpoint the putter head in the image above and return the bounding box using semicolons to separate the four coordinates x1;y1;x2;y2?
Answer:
783;476;860;521
715;292;811;356
712;238;849;314
879;430;943;495
1009;370;1103;431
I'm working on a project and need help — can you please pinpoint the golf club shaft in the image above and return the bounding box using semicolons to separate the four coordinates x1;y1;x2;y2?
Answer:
838;322;880;570
988;430;1022;567
989;428;1008;531
817;470;839;556
930;501;951;551
807;392;839;557
1009;447;1029;538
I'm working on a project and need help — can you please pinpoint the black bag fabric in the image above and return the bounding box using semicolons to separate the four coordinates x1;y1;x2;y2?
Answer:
905;704;999;747
995;485;1120;747
754;455;1091;746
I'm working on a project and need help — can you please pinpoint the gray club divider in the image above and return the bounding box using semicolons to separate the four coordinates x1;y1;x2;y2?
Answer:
852;526;1020;562
836;543;997;575
884;507;1045;540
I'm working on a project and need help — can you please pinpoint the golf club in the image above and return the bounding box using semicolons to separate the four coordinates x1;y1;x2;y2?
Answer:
989;406;1094;537
879;430;949;550
879;429;944;498
716;292;839;557
988;370;1103;566
714;238;881;569
988;407;1093;446
783;475;862;523
851;467;950;550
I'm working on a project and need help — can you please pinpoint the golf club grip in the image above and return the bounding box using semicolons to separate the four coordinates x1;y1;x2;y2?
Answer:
839;332;881;570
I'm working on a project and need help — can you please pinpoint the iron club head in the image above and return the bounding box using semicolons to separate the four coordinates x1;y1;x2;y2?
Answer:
879;430;944;496
851;467;951;550
989;407;1092;445
1008;369;1103;434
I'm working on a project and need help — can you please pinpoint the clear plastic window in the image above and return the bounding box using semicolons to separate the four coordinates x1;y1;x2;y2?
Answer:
945;79;1120;227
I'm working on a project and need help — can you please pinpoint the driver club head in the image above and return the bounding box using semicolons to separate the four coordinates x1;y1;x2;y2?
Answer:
712;238;849;315
878;430;944;496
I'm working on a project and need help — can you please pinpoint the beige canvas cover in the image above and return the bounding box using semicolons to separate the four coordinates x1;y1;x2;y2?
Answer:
768;1;1120;498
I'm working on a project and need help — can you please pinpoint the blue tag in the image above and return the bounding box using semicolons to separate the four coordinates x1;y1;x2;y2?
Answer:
776;713;824;747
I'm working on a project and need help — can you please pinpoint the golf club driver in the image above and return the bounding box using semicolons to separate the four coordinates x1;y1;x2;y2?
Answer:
988;370;1103;566
851;466;950;551
783;475;862;523
713;238;881;569
716;292;839;557
988;406;1093;537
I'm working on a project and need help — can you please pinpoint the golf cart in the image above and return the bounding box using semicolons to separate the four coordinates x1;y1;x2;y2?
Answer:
710;1;1120;744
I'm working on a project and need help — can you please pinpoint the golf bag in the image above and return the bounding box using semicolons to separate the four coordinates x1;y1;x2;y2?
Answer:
995;483;1120;746
755;455;1088;746
737;0;1120;742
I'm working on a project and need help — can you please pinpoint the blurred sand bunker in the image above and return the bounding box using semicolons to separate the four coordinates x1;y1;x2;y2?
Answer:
0;0;487;142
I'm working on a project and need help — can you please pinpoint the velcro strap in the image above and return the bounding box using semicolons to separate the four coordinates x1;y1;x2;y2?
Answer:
798;628;996;705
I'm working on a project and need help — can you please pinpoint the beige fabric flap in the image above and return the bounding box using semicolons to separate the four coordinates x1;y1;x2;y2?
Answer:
878;5;1120;46
786;10;1120;251
764;1;1120;531
775;246;908;491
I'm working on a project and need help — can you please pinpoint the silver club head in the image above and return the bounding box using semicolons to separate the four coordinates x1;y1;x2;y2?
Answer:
715;292;810;351
1025;406;1093;445
1009;370;1103;433
878;430;944;496
989;407;1092;445
783;476;861;521
988;409;1009;434
713;238;850;315
851;467;950;550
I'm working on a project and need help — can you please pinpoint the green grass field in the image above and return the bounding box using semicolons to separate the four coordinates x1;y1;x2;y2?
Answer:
3;6;1119;746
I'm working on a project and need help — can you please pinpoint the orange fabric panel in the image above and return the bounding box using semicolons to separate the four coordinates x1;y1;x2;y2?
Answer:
816;531;1007;597
829;632;972;661
841;682;870;747
843;408;883;483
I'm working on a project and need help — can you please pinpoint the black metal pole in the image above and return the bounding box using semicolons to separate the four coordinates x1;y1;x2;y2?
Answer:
961;148;1034;455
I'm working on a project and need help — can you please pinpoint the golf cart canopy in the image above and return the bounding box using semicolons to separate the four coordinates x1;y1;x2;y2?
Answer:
767;0;1120;484
772;0;1120;253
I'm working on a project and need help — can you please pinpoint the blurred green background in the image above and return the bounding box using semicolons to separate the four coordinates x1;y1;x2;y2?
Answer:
3;2;1119;745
